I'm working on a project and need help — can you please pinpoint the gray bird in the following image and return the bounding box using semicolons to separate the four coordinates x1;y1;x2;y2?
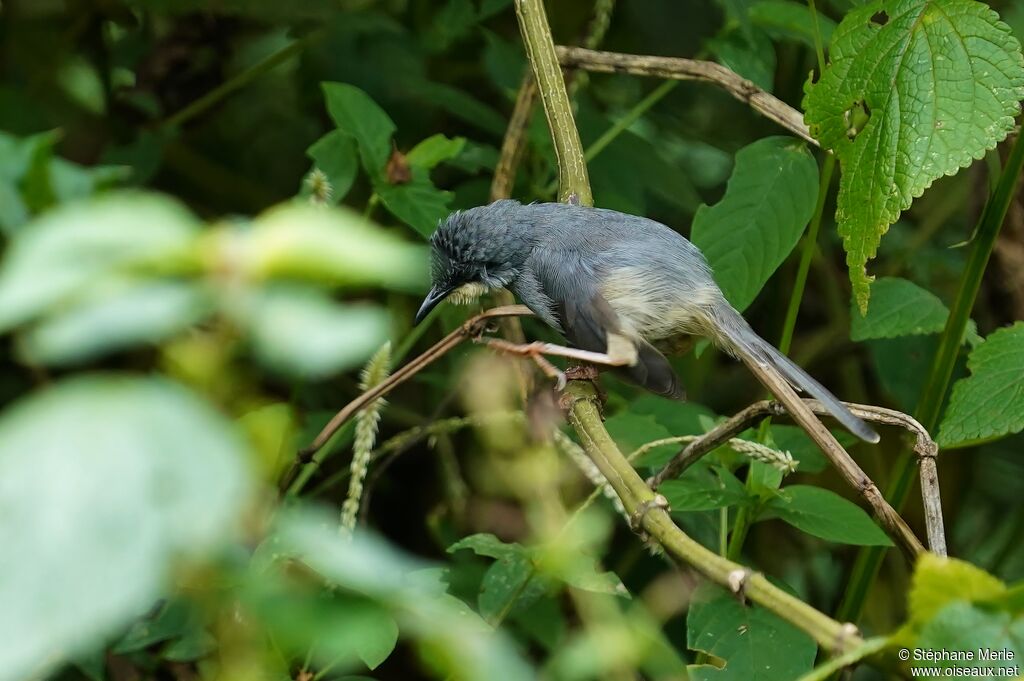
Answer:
415;200;879;443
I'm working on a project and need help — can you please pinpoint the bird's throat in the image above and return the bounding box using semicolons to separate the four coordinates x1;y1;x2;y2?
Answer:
448;281;490;305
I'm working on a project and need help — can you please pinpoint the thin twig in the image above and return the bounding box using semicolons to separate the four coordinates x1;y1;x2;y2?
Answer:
554;46;816;146
491;74;538;202
278;305;534;492
650;398;944;556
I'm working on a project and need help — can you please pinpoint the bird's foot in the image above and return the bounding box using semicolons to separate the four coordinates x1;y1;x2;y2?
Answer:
475;337;568;390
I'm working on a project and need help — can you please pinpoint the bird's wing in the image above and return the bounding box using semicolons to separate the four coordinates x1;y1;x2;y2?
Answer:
525;247;684;399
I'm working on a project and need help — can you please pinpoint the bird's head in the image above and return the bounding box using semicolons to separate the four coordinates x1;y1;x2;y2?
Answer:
415;201;531;323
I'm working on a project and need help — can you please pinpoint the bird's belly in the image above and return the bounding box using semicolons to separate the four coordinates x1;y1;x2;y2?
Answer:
599;267;717;340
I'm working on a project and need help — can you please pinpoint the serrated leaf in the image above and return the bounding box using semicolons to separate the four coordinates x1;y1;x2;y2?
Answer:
749;0;836;48
322;82;396;177
850;277;948;340
803;0;1024;311
687;583;816;681
939;323;1024;447
406;134;466;170
908;553;1005;627
691;136;819;312
0;376;251;681
307;130;359;203
766;484;893;545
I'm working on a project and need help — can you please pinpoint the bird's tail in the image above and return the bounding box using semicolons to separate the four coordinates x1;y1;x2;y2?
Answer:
705;301;880;443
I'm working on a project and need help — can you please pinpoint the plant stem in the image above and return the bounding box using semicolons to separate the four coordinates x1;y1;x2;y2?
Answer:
543;80;679;196
779;155;835;354
160;29;323;130
838;130;1024;622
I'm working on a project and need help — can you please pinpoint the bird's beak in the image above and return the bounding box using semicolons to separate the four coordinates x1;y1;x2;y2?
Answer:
414;285;451;325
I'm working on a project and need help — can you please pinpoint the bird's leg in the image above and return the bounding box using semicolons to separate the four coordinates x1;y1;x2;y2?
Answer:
474;336;631;390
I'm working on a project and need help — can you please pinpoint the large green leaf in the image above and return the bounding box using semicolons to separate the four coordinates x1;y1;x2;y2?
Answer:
850;277;948;340
322;82;396;177
376;171;454;238
938;323;1024;447
687;584;816;681
907;554;1005;627
0;376;251;681
766;485;893;545
691;136;819;312
803;0;1024;311
0;192;200;332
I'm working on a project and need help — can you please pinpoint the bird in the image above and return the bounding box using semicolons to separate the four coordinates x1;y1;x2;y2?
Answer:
414;199;879;443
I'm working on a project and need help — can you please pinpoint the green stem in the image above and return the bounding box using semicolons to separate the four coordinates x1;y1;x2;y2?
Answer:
543;80;679;196
779;155;835;355
838;130;1024;622
160;29;324;130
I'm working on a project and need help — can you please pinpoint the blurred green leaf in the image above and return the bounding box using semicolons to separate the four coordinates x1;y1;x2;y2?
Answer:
604;412;674;465
307;130;359;203
687;583;816;681
0;376;250;681
0;192;200;332
449;533;523;560
803;0;1024;311
939;323;1024;448
406;134;466;169
749;0;836;47
234;286;390;380
907;554;1006;628
766;485;892;545
243;203;428;290
912;602;1024;675
691;137;818;312
478;553;548;622
20;281;211;366
322;82;396;177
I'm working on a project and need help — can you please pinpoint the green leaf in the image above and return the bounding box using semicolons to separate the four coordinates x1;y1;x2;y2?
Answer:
322;82;396;177
307;130;359;203
766;484;893;545
448;533;523;560
19;281;211;366
0;376;251;681
803;0;1024;311
478;553;547;622
907;553;1005;627
243;203;428;290
406;134;466;169
850;277;948;340
691;137;819;312
234;286;391;380
0;192;200;332
749;0;836;47
709;27;777;91
660;465;751;511
939;323;1024;447
376;171;454;238
766;424;857;474
687;583;816;681
603;412;674;464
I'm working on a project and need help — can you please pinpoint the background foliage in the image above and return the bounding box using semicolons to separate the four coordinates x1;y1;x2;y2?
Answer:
2;0;1024;679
